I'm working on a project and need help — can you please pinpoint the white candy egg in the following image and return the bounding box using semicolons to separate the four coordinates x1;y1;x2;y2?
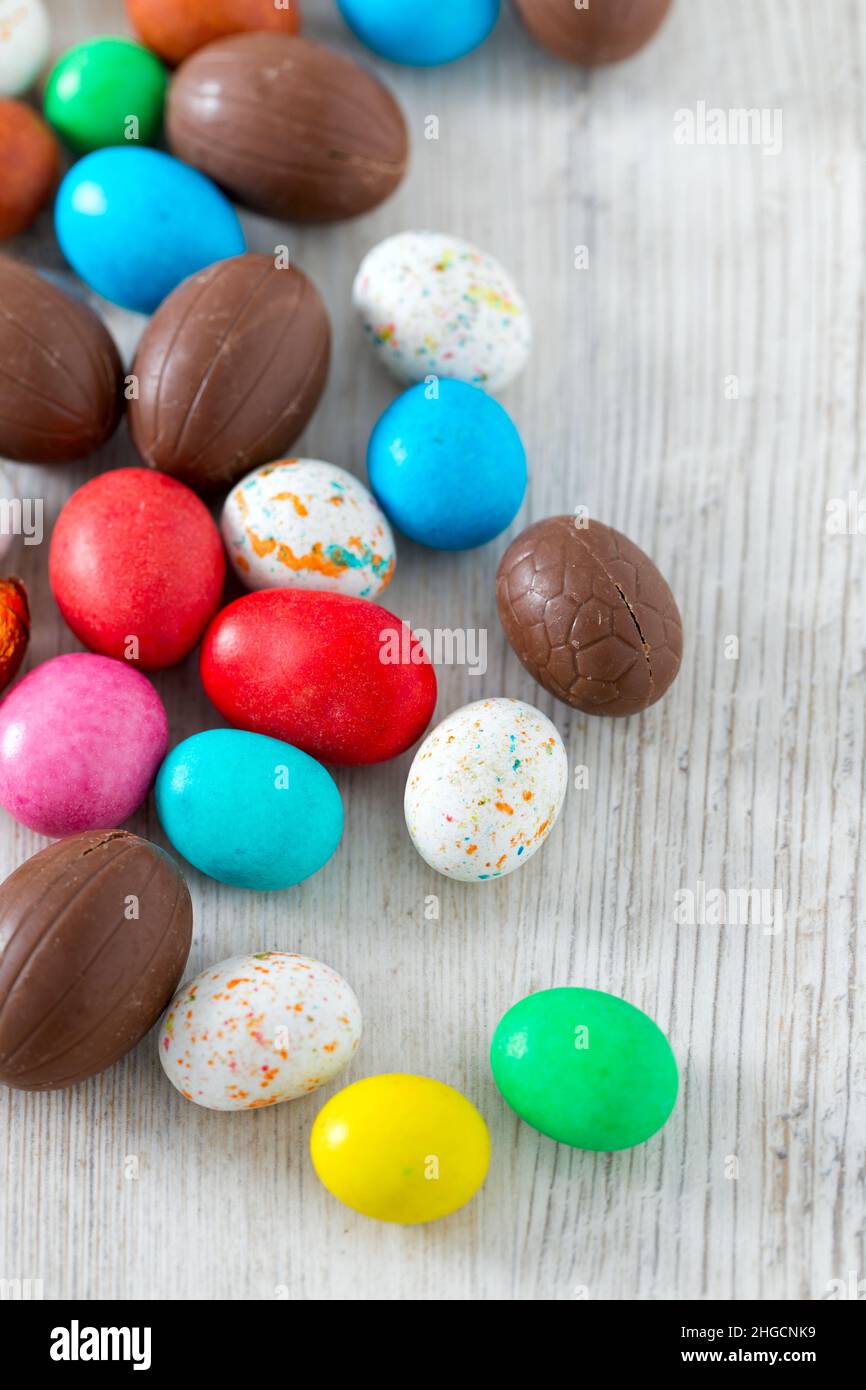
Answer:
158;952;362;1111
0;0;50;98
353;231;532;392
221;458;396;599
404;698;568;882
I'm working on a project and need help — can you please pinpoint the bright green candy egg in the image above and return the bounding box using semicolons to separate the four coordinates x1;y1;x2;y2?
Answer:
44;37;167;154
490;987;679;1151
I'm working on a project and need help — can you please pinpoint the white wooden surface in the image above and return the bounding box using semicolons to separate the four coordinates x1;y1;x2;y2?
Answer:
1;0;864;1302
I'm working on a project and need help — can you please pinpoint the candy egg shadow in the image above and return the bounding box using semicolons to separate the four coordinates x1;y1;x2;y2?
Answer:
482;1073;684;1193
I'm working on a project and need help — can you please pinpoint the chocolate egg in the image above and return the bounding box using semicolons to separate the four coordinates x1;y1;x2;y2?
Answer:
496;516;683;716
0;831;192;1091
513;0;672;66
166;34;408;222
0;256;122;463
129;254;330;492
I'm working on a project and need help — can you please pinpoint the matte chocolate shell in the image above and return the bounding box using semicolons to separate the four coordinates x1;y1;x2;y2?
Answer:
496;515;683;716
0;256;123;464
166;33;408;222
129;253;331;492
513;0;672;66
0;830;192;1091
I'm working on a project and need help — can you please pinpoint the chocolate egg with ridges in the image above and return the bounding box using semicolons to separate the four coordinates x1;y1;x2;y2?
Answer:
0;830;192;1091
166;34;408;222
0;256;122;463
496;516;683;716
129;254;330;492
513;0;672;66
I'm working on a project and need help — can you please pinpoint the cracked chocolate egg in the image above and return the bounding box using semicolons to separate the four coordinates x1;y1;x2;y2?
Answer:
496;516;683;716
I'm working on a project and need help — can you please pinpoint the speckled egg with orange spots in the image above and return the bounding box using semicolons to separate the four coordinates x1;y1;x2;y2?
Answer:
158;951;362;1111
221;459;396;600
404;697;568;882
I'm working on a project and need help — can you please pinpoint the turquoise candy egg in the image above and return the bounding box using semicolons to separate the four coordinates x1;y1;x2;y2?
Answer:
337;1;500;67
54;147;245;313
155;729;343;891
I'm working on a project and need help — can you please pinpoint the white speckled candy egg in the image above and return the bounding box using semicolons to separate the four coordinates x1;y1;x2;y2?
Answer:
221;458;396;599
0;0;50;98
158;951;362;1111
353;230;532;392
404;697;567;882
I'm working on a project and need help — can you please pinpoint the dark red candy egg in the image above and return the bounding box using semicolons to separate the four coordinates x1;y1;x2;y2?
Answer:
200;589;437;766
49;467;225;670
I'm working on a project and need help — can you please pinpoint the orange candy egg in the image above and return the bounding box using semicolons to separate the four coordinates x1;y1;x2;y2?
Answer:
126;0;301;67
0;101;59;240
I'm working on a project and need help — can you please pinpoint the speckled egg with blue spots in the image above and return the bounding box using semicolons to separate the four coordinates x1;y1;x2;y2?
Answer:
404;698;568;882
221;458;396;599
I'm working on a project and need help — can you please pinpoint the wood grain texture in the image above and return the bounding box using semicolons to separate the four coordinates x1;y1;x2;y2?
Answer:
1;0;864;1301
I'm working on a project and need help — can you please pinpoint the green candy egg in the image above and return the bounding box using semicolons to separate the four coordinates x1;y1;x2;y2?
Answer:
490;987;679;1151
44;37;167;155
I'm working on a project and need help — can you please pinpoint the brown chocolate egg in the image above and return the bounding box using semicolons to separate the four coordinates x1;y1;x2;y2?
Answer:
512;0;672;66
0;100;60;240
129;253;331;492
496;515;683;716
0;256;123;464
166;34;408;222
0;831;192;1091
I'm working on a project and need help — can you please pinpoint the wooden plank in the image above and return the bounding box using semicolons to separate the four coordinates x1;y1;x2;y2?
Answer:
0;0;862;1301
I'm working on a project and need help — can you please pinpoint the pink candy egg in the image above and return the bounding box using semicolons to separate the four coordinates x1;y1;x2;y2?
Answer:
0;653;168;836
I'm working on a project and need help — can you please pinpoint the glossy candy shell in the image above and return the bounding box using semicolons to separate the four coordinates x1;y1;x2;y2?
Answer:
44;37;167;153
54;147;245;313
0;654;168;837
155;730;343;891
200;589;437;766
490;987;679;1150
0;100;59;238
126;0;300;66
49;468;225;670
311;1073;491;1223
367;378;527;550
336;0;500;67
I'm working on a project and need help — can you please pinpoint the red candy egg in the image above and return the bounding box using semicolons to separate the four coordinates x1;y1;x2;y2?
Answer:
49;468;225;670
200;589;437;766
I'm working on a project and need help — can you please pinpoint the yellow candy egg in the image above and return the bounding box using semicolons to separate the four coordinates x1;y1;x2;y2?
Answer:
310;1073;490;1224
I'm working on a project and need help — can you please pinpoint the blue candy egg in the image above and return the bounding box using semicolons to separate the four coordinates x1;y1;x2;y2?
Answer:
337;0;499;67
55;148;246;313
155;730;343;892
367;378;527;550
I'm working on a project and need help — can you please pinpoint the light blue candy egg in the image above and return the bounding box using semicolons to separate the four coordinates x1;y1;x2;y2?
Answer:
155;730;343;892
55;147;246;313
367;378;527;550
336;0;500;67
